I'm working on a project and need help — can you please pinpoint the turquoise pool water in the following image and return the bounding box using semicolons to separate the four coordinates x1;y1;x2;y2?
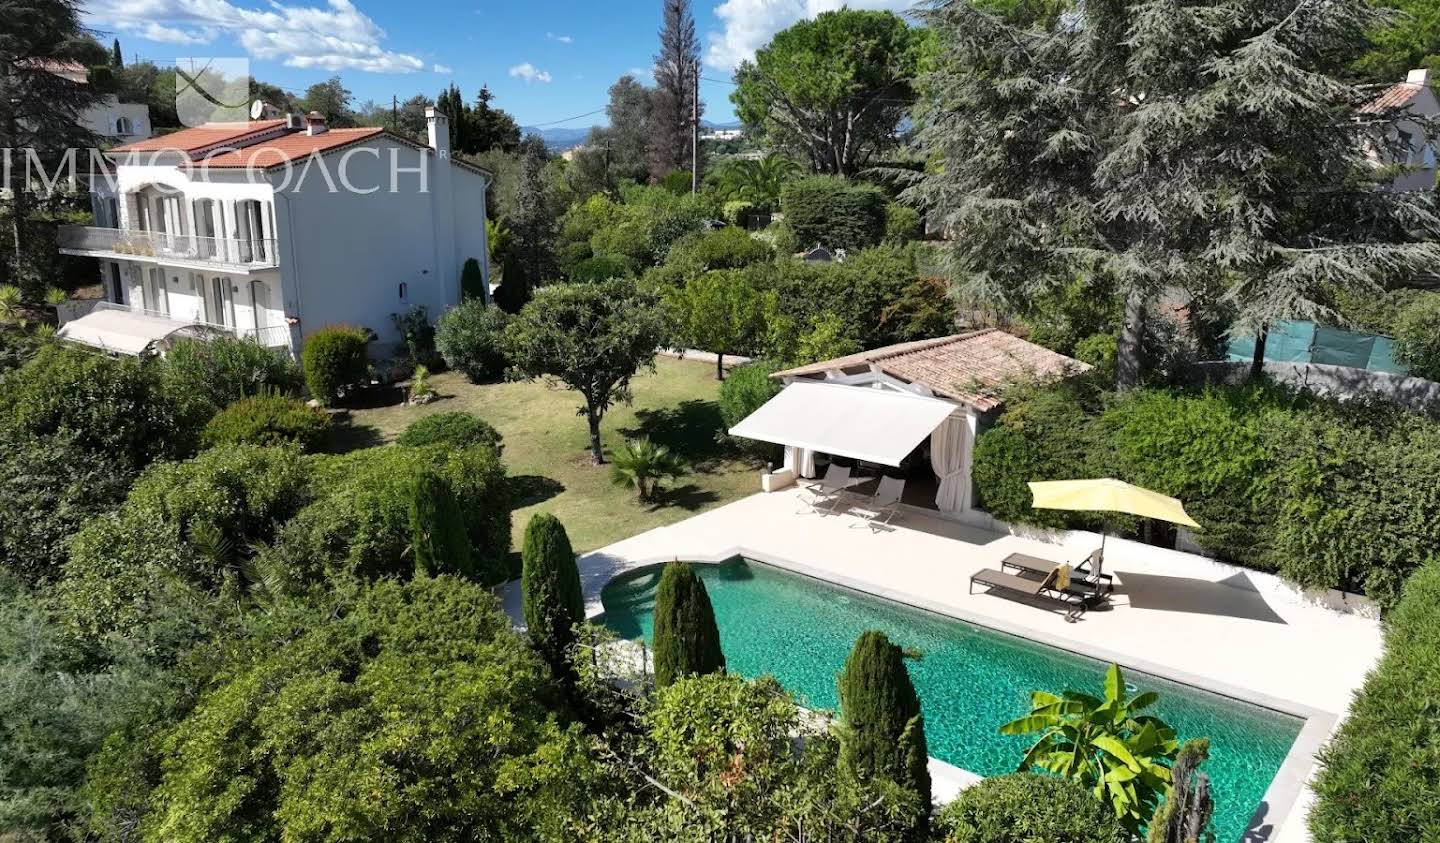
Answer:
600;558;1303;843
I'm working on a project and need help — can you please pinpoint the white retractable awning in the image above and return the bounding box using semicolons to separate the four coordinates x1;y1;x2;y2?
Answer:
57;309;207;355
728;380;957;467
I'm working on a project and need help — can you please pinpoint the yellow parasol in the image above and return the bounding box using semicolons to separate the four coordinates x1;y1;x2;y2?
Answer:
1027;478;1202;583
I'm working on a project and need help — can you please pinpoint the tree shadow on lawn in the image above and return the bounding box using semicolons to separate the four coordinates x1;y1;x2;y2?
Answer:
509;475;565;508
644;483;720;512
324;411;386;454
619;400;732;472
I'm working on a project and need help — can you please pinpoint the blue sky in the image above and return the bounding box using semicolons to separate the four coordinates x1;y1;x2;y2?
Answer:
83;0;912;129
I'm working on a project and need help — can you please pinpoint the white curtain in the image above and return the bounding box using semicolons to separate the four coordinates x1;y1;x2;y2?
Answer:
785;446;817;478
930;415;968;512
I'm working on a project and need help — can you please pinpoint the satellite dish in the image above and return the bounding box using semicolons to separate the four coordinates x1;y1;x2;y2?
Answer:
250;100;266;120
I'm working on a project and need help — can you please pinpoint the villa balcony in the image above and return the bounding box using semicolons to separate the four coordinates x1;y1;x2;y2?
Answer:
57;300;294;353
57;225;280;271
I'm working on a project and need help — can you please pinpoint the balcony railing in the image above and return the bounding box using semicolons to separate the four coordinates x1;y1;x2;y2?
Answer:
65;301;294;351
57;225;280;268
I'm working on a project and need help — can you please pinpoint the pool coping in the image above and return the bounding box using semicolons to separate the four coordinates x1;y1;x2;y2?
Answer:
595;547;1337;843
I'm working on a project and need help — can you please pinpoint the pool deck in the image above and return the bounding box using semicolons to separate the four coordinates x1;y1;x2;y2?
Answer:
503;487;1384;843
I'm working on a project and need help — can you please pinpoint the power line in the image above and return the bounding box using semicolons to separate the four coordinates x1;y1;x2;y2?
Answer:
527;106;607;128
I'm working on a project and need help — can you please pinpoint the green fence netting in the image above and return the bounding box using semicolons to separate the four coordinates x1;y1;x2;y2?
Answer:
1226;320;1407;375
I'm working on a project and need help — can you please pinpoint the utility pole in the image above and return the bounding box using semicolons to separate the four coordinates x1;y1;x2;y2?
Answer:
691;59;699;194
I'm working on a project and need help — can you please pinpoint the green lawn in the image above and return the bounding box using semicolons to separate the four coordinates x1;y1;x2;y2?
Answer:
332;356;764;554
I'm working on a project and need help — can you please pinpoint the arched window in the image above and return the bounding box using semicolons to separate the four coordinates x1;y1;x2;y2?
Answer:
114;116;133;136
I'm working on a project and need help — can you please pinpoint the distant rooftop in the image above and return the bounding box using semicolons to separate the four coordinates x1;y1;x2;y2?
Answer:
773;329;1091;411
108;120;288;154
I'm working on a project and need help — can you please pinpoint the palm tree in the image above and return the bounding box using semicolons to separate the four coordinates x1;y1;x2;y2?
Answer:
0;285;24;325
609;438;687;502
716;156;799;207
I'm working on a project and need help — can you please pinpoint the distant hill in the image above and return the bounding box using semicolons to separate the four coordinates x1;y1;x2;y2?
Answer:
520;126;593;150
701;120;743;130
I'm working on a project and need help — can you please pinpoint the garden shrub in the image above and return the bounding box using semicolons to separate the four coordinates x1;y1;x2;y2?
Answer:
779;176;887;253
0;343;188;468
521;513;583;673
1309;558;1440;842
201;393;331;452
57;445;314;640
935;773;1125;843
436;299;510;382
1073;332;1117;380
718;364;783;459
275;443;511;586
768;246;951;350
1393;292;1440;380
159;336;301;430
0;431;134;586
570;253;637;283
722;199;758;226
396;411;503;455
665;227;772;275
883;202;922;244
659;170;693;195
301;324;370;405
408;469;472;577
652;562;725;689
460;256;486;300
391;305;439;367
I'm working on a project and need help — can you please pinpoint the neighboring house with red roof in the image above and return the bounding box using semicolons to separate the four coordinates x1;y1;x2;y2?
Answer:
1362;68;1439;193
56;109;491;356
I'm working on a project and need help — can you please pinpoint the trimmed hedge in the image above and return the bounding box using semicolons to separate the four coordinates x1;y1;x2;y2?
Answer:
666;227;773;275
436;300;510;382
202;394;331;452
521;513;583;671
396;411;503;455
936;773;1125;843
972;381;1440;607
883;203;922;245
569;253;637;283
160;336;301;429
301;325;369;405
1309;559;1440;841
779;176;887;253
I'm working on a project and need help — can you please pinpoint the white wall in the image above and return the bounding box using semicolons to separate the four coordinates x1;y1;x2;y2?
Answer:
84;97;152;143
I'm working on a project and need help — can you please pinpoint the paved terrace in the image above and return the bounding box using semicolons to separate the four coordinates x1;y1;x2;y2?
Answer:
504;487;1385;842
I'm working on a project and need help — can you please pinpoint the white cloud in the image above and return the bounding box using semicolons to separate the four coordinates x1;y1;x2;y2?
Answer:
627;66;654;81
546;32;574;44
433;63;452;74
508;62;552;84
86;0;425;73
704;0;912;71
140;22;214;45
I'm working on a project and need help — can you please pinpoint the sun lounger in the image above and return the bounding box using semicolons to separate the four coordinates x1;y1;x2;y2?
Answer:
802;464;852;514
970;566;1087;622
849;476;906;528
1000;549;1113;595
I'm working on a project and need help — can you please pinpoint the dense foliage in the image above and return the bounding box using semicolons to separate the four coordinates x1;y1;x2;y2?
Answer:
436;299;511;382
935;773;1126;843
504;278;669;464
1393;293;1440;380
972;380;1440;606
521;513;583;675
396;411;504;454
201;393;331;452
301;324;370;405
780;176;888;252
718;363;782;459
85;575;592;842
651;562;725;689
1309;558;1440;841
838;629;931;839
408;469;472;577
159;337;301;430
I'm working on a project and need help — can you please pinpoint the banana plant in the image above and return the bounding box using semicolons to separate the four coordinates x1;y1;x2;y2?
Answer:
999;663;1180;835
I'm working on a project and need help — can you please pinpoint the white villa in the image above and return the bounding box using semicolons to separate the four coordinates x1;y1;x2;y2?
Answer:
57;108;490;356
731;330;1090;517
1363;68;1439;192
26;59;153;145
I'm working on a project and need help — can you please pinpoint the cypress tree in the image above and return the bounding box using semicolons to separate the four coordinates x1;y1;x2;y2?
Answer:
838;629;932;838
521;513;584;671
408;469;472;577
110;38;123;69
460;257;486;302
651;561;724;688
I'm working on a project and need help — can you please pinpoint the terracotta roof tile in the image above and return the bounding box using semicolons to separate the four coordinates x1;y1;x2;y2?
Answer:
1361;83;1423;114
773;329;1090;410
189;127;385;169
109;120;288;154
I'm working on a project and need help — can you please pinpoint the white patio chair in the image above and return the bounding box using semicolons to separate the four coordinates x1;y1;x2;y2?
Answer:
851;476;906;529
801;464;852;514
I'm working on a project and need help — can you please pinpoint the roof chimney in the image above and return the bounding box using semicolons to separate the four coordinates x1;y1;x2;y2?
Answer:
304;111;327;136
1407;68;1431;86
425;106;449;156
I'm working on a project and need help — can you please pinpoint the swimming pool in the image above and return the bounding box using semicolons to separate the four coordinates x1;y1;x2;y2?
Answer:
600;557;1303;843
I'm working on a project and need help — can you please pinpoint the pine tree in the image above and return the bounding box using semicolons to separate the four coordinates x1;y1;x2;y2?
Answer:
651;561;724;688
408;469;472;577
460;257;486;302
647;0;703;183
907;0;1440;390
838;629;932;839
110;38;123;69
520;513;584;672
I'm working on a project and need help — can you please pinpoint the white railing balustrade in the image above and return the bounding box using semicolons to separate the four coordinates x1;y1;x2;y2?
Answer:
57;225;280;268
